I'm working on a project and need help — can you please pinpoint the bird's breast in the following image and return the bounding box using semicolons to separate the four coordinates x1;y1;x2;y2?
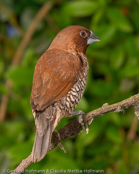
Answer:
56;54;89;117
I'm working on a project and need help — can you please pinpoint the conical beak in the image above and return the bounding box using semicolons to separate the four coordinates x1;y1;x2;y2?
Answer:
87;31;100;45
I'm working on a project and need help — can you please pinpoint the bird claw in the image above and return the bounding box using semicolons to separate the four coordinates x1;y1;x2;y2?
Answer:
72;110;90;134
54;130;66;153
88;118;94;125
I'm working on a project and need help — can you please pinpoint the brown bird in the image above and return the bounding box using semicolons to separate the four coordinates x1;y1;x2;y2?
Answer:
30;25;100;162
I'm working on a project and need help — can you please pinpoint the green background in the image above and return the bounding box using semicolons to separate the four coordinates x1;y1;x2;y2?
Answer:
0;0;139;173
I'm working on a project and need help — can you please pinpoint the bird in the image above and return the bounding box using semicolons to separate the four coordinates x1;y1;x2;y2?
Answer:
30;25;100;162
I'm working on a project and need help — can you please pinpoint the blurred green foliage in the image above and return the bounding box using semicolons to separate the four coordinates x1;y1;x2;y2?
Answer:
0;0;139;173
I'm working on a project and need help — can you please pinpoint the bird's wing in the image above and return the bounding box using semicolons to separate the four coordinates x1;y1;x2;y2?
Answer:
30;49;82;111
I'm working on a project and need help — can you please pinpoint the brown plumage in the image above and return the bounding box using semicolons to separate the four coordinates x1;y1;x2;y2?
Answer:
31;25;100;162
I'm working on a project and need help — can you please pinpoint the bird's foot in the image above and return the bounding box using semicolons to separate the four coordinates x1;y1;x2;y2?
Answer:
88;118;94;125
54;130;66;153
72;110;93;134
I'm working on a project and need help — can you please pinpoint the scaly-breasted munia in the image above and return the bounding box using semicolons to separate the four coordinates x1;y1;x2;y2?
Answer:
30;25;100;162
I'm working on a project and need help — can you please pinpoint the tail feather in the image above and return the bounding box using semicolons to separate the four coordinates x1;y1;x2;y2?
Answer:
32;111;54;162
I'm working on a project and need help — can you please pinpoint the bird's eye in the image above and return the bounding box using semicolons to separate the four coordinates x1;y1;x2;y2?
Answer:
80;30;87;38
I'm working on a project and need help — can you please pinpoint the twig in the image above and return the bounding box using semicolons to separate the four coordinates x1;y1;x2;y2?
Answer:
12;2;53;66
127;116;138;140
10;93;139;174
0;2;53;122
45;13;60;33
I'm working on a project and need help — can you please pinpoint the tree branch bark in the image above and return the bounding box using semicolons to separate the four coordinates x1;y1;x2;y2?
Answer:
10;93;139;174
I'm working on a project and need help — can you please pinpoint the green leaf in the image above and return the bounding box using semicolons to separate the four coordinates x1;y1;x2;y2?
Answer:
0;83;7;94
93;25;116;47
125;36;139;59
106;126;123;143
6;66;34;85
110;45;125;69
87;142;112;155
109;112;124;126
76;121;103;148
91;8;104;26
109;144;122;158
7;142;32;166
120;64;139;78
75;96;89;111
0;135;14;149
47;151;80;170
75;121;103;162
60;7;72;28
63;1;99;17
107;7;133;33
90;158;107;170
91;80;113;98
22;48;35;67
4;121;26;142
132;5;139;32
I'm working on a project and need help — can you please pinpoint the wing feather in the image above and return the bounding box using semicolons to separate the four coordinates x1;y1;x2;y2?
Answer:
31;49;81;111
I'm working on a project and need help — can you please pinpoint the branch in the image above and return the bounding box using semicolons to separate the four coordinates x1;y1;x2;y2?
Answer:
0;2;53;122
10;93;139;174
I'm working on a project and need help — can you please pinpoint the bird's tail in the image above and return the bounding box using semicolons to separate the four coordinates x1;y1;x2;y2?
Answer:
32;110;55;162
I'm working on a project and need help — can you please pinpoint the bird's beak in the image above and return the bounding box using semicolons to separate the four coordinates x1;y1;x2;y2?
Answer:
87;31;100;45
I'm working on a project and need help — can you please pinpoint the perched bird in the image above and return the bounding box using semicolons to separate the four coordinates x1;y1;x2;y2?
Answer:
30;25;100;162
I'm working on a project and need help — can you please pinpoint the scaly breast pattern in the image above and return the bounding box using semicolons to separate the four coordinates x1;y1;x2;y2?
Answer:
58;54;89;117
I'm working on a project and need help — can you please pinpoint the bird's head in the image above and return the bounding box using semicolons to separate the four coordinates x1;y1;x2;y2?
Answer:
49;25;100;54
